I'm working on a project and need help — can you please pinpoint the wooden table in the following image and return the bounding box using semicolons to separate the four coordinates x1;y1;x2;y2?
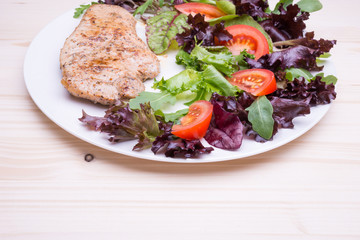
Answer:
1;0;360;239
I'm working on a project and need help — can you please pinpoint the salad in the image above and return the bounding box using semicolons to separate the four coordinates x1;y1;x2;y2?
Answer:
76;0;337;158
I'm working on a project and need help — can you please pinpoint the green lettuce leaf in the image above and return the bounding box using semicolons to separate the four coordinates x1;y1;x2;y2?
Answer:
190;45;238;76
129;91;176;111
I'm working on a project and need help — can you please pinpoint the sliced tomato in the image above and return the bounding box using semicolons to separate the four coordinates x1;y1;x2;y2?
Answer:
171;100;213;140
217;25;269;60
227;69;277;96
174;3;226;21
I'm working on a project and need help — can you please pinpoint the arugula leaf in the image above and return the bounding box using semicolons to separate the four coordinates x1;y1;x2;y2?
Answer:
297;0;322;13
129;91;176;111
155;108;189;123
73;2;99;18
146;11;189;54
285;68;313;81
272;0;322;13
133;0;153;16
246;96;274;140
272;0;293;14
314;73;338;85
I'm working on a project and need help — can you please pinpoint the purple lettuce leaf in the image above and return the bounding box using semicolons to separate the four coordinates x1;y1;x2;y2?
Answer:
268;96;310;128
273;32;337;52
247;45;324;72
259;4;309;42
102;0;147;13
79;101;161;151
270;76;337;106
151;121;214;158
175;14;232;53
204;100;244;150
233;0;269;20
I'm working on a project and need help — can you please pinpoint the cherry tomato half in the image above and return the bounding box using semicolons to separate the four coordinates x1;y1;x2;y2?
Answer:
218;24;269;60
171;100;213;140
174;3;226;21
227;69;277;96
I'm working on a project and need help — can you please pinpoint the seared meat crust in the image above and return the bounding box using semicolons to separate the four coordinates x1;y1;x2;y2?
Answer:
60;4;160;105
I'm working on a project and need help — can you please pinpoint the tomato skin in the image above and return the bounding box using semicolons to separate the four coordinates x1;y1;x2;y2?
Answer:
171;100;213;140
227;69;277;96
218;24;269;60
174;3;226;20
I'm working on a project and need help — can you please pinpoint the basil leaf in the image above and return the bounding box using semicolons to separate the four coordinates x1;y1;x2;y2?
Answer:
246;96;274;140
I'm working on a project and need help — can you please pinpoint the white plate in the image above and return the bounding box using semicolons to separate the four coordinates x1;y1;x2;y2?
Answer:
24;9;335;163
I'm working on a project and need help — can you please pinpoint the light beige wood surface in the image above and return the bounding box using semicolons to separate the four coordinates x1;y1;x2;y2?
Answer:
1;0;360;239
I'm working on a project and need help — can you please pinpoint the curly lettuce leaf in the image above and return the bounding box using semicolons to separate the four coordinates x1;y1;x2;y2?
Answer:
153;65;237;105
175;13;232;53
151;121;214;158
247;45;324;72
176;45;238;76
79;101;161;150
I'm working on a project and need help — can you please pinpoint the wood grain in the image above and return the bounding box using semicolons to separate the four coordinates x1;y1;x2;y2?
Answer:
1;0;360;239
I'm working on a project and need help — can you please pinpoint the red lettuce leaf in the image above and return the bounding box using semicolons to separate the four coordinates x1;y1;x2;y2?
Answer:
79;101;161;151
259;4;309;42
204;100;244;150
175;14;232;53
247;45;324;72
270;76;337;106
151;121;214;158
274;32;337;52
233;0;269;20
268;96;310;128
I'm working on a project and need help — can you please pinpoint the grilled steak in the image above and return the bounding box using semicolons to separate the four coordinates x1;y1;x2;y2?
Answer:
60;4;160;105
